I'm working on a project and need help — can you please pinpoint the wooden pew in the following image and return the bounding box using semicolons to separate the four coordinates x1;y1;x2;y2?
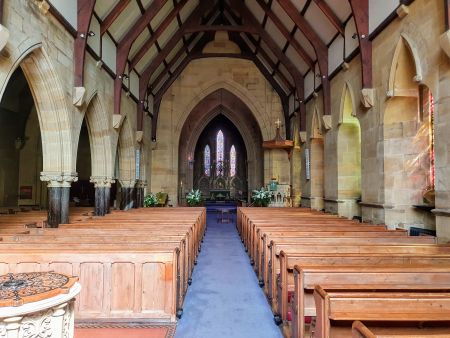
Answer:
351;320;450;338
313;286;450;338
291;265;450;338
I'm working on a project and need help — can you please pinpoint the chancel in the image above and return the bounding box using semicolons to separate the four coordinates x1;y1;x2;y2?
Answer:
1;1;450;338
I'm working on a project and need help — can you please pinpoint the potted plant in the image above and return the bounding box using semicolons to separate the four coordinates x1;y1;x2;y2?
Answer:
144;193;158;207
252;187;272;207
186;189;203;207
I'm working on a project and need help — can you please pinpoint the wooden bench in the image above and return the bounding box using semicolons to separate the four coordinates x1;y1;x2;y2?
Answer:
314;286;450;338
351;320;450;338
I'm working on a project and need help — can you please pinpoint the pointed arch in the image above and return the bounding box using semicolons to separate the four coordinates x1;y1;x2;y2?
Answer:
230;145;237;177
339;82;357;125
216;130;224;176
311;106;323;139
388;34;423;98
83;93;114;179
117;117;136;185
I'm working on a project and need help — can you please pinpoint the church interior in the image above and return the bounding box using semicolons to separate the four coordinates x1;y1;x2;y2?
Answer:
1;0;450;337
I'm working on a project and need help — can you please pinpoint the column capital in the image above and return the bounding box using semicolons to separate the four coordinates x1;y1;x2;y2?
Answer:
90;176;115;188
136;180;147;188
40;172;78;188
119;180;136;188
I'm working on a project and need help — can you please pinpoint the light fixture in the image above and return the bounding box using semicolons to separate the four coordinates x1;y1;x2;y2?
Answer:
118;73;129;80
79;31;95;39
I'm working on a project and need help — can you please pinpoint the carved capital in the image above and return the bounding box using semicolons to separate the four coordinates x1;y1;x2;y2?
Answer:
90;176;115;188
119;180;136;188
136;180;148;188
396;4;409;18
322;115;332;131
40;172;78;188
113;114;124;130
73;87;86;107
95;60;103;69
341;62;350;71
361;88;375;108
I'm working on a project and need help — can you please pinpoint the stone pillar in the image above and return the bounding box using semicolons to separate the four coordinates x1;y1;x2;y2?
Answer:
119;180;136;210
135;180;147;208
90;177;115;216
41;173;78;227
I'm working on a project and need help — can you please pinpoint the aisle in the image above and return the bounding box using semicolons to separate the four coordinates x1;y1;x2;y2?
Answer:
175;212;283;338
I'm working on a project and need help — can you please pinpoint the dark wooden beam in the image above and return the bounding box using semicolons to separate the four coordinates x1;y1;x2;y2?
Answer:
184;24;259;34
130;0;189;69
313;0;344;35
349;0;372;88
276;0;330;116
256;0;314;68
100;0;131;36
0;0;4;25
445;0;450;30
74;0;96;87
113;0;168;115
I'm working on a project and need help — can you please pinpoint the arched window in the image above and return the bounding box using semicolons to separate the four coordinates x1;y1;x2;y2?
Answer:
216;130;224;176
204;145;211;176
230;145;236;177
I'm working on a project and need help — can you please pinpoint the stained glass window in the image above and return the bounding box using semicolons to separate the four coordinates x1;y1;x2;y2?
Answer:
204;145;211;176
216;130;224;176
230;145;236;177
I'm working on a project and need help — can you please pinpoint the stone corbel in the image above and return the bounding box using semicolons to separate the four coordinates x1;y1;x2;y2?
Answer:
96;60;103;69
136;180;148;188
299;131;307;144
136;131;144;144
361;88;375;108
40;172;78;188
151;140;157;150
0;25;10;54
322;115;332;131
113;114;125;130
29;0;50;14
440;30;450;59
396;4;409;18
341;62;350;71
72;87;86;107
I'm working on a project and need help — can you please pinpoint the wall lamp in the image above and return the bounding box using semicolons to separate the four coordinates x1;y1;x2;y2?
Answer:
80;31;95;39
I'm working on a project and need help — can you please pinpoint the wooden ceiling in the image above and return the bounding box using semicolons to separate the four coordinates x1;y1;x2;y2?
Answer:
70;0;406;138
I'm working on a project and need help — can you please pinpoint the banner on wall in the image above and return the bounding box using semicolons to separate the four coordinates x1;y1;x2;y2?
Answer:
305;149;310;181
135;149;140;180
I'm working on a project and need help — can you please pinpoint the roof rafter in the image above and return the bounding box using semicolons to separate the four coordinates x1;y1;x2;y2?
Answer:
130;0;189;69
100;0;131;36
276;0;330;116
313;0;344;35
113;0;169;115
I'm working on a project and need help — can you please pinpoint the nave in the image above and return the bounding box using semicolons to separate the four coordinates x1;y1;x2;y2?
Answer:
176;211;283;338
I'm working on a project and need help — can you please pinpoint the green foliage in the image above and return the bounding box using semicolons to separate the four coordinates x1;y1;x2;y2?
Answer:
144;193;158;207
186;189;203;207
251;187;272;207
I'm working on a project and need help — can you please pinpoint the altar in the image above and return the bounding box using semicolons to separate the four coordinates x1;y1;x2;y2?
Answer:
209;189;231;201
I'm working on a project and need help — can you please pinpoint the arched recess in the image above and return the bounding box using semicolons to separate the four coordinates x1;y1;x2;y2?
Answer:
117;117;136;185
308;106;324;211
17;47;74;176
337;83;361;218
178;89;264;203
384;35;434;229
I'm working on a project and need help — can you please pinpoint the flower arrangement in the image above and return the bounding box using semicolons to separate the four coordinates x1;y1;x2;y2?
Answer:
186;189;203;207
144;193;158;207
252;187;272;207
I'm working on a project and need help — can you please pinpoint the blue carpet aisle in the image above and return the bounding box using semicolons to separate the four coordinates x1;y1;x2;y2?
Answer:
175;211;283;338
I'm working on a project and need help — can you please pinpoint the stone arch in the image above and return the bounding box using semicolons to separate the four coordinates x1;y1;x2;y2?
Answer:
178;89;264;202
388;34;423;98
308;105;324;210
174;77;282;142
311;106;323;140
83;93;114;179
5;45;74;176
117;117;136;185
337;83;361;218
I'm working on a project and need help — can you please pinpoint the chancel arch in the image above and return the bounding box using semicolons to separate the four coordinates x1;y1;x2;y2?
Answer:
178;89;264;204
337;83;362;219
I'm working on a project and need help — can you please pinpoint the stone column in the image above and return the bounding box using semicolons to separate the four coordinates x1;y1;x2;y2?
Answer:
90;177;115;216
41;173;78;227
119;180;136;210
135;180;147;208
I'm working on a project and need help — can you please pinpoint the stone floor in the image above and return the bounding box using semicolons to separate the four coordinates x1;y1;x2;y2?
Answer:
175;211;283;338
